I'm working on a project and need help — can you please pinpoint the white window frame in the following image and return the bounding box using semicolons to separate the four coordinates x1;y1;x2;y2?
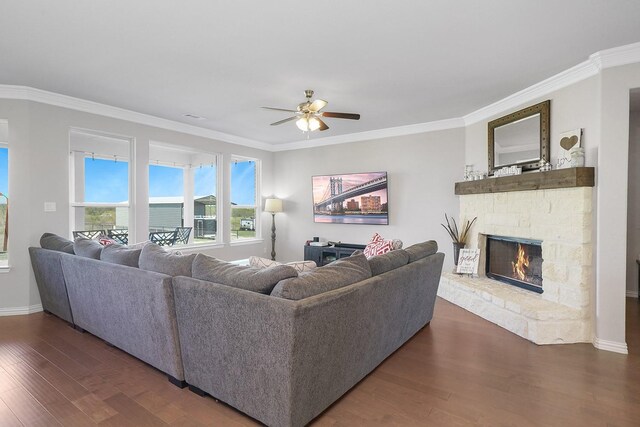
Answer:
69;128;135;240
148;141;222;249
229;155;261;245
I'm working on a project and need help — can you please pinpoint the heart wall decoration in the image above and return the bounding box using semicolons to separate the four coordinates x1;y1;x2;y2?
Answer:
557;128;583;169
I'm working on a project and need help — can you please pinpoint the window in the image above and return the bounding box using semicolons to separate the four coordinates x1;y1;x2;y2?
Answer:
0;120;8;267
70;130;132;238
230;157;259;241
149;142;219;246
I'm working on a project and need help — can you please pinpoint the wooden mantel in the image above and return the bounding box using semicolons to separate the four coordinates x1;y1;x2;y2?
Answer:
455;167;594;195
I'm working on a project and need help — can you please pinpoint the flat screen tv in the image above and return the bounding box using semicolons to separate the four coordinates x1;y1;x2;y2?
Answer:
312;171;388;225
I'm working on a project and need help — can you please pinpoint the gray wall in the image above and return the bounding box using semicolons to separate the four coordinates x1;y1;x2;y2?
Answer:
0;99;274;313
627;111;640;296
273;128;465;271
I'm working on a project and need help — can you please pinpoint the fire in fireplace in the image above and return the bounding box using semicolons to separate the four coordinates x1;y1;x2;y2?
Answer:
486;235;543;293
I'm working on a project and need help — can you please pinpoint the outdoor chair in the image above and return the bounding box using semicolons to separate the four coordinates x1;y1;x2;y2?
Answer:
174;227;192;245
107;229;129;245
72;230;105;240
149;230;178;246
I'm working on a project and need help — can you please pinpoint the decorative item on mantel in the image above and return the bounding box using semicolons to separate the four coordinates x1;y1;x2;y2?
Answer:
539;159;552;172
557;128;583;169
441;214;477;267
493;165;522;177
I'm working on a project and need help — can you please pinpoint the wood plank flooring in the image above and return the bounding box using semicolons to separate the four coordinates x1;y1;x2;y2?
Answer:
0;297;639;426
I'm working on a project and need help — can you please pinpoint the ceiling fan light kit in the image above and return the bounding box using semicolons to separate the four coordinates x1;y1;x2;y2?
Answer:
263;89;360;133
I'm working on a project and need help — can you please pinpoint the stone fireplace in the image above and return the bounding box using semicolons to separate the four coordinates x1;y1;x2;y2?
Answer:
439;168;594;344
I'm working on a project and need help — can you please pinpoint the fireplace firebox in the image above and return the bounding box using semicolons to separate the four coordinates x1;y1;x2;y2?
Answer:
486;235;543;293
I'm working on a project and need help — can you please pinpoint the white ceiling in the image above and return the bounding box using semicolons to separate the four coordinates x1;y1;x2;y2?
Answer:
1;1;640;145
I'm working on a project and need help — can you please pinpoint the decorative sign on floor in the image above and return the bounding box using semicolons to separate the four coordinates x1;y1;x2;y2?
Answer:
456;249;480;275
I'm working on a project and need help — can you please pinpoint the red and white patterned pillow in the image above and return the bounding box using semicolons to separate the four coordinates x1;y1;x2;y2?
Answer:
363;233;394;258
98;234;117;246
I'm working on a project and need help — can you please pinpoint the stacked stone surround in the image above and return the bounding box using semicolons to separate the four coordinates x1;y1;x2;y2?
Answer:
438;187;593;344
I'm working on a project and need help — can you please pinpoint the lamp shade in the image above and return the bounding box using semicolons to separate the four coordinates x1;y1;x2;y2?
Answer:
264;198;283;213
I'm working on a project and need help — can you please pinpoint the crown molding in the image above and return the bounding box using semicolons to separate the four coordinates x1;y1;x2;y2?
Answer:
590;41;640;70
0;85;272;152
463;59;600;126
1;42;639;152
593;336;628;354
464;41;640;126
271;117;466;152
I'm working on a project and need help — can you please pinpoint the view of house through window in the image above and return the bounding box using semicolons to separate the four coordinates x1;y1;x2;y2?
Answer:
0;120;8;266
231;157;258;241
70;130;131;240
148;142;219;246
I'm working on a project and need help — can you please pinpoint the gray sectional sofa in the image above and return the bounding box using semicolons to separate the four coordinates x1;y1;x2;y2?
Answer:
29;236;444;427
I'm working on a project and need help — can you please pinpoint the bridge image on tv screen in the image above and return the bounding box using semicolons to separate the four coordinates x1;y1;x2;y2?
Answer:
312;172;388;225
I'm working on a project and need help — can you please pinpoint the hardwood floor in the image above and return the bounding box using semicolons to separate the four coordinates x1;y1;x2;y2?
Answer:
1;298;639;426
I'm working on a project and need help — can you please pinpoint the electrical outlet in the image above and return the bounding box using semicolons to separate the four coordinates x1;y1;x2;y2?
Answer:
44;202;56;212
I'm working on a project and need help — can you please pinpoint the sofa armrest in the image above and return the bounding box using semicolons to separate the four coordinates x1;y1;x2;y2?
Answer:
61;256;184;381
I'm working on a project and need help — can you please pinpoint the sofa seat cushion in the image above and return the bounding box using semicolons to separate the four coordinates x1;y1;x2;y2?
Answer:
139;242;196;277
405;240;438;263
271;253;372;300
249;256;317;273
74;237;103;259
368;249;410;276
100;244;142;267
193;254;298;294
40;233;75;254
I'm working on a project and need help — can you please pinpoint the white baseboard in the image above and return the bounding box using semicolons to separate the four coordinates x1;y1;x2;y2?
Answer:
626;290;639;298
593;337;629;354
0;304;43;316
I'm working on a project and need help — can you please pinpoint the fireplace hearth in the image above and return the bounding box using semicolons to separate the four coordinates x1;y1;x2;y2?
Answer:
486;235;543;293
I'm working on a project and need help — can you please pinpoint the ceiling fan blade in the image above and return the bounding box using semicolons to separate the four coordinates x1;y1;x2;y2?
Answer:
308;99;328;112
321;111;361;120
270;116;298;126
317;117;329;131
262;106;298;113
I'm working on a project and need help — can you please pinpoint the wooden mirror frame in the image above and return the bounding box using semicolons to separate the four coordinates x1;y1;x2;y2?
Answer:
488;100;550;175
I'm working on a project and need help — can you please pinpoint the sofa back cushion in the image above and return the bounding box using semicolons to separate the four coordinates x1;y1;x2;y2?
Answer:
40;233;75;254
192;254;298;294
73;237;103;259
270;253;372;300
404;240;438;263
368;249;410;276
139;242;196;277
100;244;142;267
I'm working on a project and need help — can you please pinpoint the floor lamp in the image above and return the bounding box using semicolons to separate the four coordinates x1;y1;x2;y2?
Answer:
264;198;283;261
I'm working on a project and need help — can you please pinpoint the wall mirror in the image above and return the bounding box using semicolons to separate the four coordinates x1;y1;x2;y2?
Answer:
488;100;550;175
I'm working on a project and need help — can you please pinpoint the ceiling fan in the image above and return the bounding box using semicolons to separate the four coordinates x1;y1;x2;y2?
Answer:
262;90;360;132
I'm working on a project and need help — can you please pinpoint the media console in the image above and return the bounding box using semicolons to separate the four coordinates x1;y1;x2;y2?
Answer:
304;243;366;266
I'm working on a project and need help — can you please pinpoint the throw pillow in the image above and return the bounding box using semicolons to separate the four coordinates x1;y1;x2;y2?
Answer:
368;249;410;276
73;237;103;259
404;240;438;263
249;256;279;269
100;244;142;268
40;233;75;254
192;254;298;294
363;233;394;258
98;234;118;246
249;256;317;273
270;253;372;300
138;242;196;277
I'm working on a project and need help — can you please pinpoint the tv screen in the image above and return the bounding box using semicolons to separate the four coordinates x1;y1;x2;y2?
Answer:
312;171;388;225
